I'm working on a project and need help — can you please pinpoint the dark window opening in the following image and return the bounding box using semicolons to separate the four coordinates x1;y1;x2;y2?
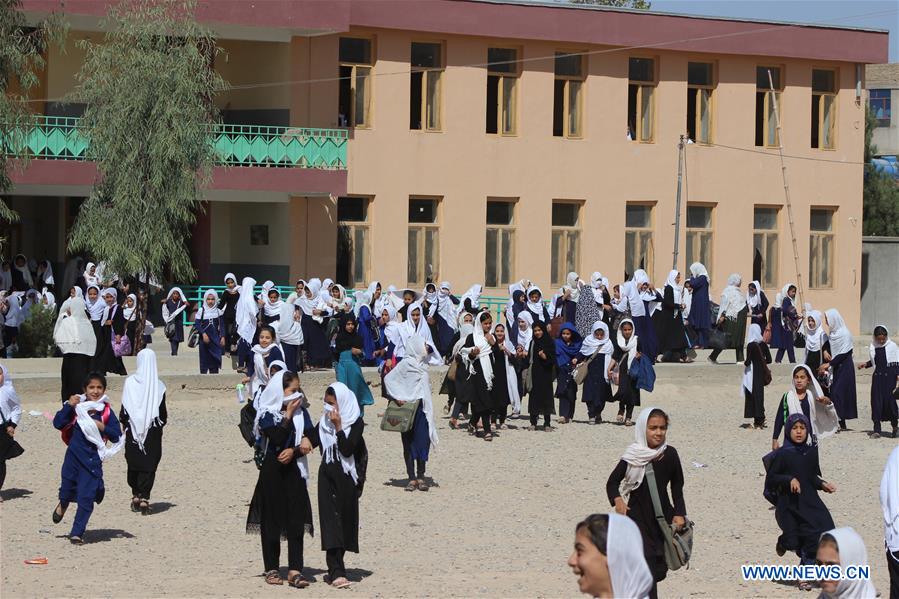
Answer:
338;65;353;127
410;70;423;129
553;79;565;137
486;75;499;134
686;88;697;141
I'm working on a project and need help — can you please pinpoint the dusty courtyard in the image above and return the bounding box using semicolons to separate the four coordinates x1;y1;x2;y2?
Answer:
1;354;893;598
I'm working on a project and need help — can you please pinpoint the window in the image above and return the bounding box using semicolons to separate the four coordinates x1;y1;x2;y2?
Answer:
753;207;779;288
685;204;714;275
486;47;519;135
870;89;892;126
687;62;714;144
809;208;835;289
755;66;783;147
250;225;269;246
410;42;443;131
551;201;580;286
338;37;373;128
811;69;837;149
553;52;584;138
485;199;516;288
408;197;440;285
336;197;370;289
628;57;656;142
624;203;654;277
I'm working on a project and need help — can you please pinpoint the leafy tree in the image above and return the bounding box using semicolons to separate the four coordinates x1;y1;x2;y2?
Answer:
0;0;65;239
67;0;224;350
863;107;899;236
18;304;56;357
569;0;652;9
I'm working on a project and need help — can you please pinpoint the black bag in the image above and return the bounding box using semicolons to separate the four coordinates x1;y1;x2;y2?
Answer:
186;325;199;348
794;333;806;349
164;320;178;339
354;436;368;498
708;327;728;351
238;403;257;447
0;411;24;460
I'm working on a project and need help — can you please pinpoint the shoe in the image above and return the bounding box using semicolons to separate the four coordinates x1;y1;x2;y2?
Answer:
52;503;66;524
69;535;84;545
892;426;898;439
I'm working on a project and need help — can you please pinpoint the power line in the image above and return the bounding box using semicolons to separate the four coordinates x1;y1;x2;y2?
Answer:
699;142;867;166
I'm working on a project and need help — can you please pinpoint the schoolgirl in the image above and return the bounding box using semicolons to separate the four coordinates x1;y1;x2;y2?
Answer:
709;274;747;364
818;309;856;431
505;289;527;347
456;284;483;320
578;321;614;425
525;286;553;327
52;373;123;544
685;262;711;348
54;294;96;403
555;323;583;424
433;281;458;357
297;279;331;369
1;292;22;358
275;300;304;372
490;323;520;426
612;319;642;426
633;270;661;363
460;311;498;440
262;287;284;326
119;349;167;514
122;293;139;353
816;527;878;598
219;273;241;355
94;288;126;376
747;281;769;331
803;310;830;377
395;302;441;365
243;325;285;402
771;364;839;450
441;311;475;429
354;291;385;367
858;325;899;439
656;270;690;363
235;277;260;373
0;363;23;493
742;324;772;429
162;287;189;356
333;314;375;414
527;320;556;431
555;272;580;324
195;289;226;374
775;283;801;364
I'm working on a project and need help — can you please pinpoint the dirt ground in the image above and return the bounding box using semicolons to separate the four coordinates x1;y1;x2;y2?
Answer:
0;358;893;598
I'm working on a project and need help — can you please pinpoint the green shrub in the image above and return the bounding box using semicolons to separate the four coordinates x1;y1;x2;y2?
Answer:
17;306;57;357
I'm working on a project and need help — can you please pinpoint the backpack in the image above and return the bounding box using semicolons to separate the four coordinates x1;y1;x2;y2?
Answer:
61;403;111;445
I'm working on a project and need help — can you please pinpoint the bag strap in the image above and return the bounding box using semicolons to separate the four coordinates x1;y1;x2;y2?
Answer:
645;463;677;544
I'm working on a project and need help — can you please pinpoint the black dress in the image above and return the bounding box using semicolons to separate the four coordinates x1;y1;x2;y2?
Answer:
655;285;688;359
612;339;643;409
528;334;556;418
60;353;92;403
308;420;365;553
119;397;167;499
743;341;772;425
461;334;496;417
606;447;687;584
218;290;240;351
490;346;512;418
94;304;127;376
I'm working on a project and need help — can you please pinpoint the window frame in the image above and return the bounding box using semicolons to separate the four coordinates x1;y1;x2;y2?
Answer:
553;50;586;139
410;40;445;132
628;56;658;143
686;61;716;144
755;65;784;148
487;46;521;136
407;195;442;287
336;195;373;289
624;201;655;277
550;200;582;287
808;206;836;290
752;205;780;289
869;89;892;126
338;36;375;129
485;197;518;289
811;67;838;150
685;202;715;279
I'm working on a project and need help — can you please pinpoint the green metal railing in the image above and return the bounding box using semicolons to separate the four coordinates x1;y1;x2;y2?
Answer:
4;116;348;169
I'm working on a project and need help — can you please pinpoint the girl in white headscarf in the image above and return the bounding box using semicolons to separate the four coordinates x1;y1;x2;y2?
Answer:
276;300;304;372
306;382;365;589
816;309;856;431
709;273;748;364
555;271;581;323
578;321;615;425
245;370;314;588
11;254;33;290
81;262;100;289
54;294;96;403
859;325;899;439
37;259;54;288
0;292;21;358
880;446;899;595
94;287;127;375
119;349;167;514
298;279;331;369
220;273;241;356
657;270;690;363
491;322;521;425
385;334;438;491
195;289;226;374
742;323;772;429
243;324;285;401
746;280;769;331
611;319;642;426
122;293;138;350
395;302;441;365
568;513;654;599
460;311;498;441
235;277;259;372
456;284;483;319
261;286;284;326
161;287;189;356
816;528;877;598
440;310;476;429
803;310;831;380
0;363;23;493
606;407;686;596
525;286;552;326
771;364;839;449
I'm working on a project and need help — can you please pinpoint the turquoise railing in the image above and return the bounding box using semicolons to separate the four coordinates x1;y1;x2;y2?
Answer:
5;116;348;169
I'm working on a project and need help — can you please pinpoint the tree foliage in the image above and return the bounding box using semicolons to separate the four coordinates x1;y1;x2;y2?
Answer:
569;0;652;9
18;305;56;357
862;107;899;237
0;0;65;226
67;0;224;285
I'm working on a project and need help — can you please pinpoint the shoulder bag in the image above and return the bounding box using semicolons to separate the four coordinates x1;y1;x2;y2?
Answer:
380;399;420;433
111;329;132;357
572;349;600;385
0;407;24;460
645;462;693;571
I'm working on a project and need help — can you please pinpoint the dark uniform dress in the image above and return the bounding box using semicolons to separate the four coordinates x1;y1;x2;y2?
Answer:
462;333;498;434
119;397;167;500
527;330;556;427
656;285;688;361
218;289;240;353
580;351;613;423
743;341;772;426
94;304;127;376
613;338;643;420
864;346;899;435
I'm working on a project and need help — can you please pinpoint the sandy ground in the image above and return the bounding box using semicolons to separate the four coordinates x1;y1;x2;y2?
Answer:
0;352;894;598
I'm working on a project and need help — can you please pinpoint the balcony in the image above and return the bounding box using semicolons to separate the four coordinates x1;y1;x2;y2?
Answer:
5;115;348;169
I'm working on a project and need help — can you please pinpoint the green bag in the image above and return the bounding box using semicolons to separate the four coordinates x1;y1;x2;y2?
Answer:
380;399;421;433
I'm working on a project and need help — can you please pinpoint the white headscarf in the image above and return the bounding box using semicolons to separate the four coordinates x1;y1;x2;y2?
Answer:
319;278;334;303
163;287;187;323
881;446;899;554
786;364;839;444
276;301;304;345
689;262;709;282
590;272;606;304
607;513;654;599
870;325;899;365
74;394;124;461
121;349;166;453
616;318;639;368
817;527;877;598
0;363;21;426
562;271;580;302
742;324;764;394
398;302;441;365
526;286;545;316
780;283;796;304
804;310;825;352
462;311;494;390
253;370;296;437
82;262;100;287
297;279;322;317
618;407;668;499
514;311;533;351
384;334;438;449
39;288;56;310
665;270;682;305
199;289;223;320
263;287;283;318
457;284;482;318
13;255;33;288
773;292;783;309
223;272;237;286
581;321;613;381
38;260;54;287
319;382;361;484
122;294;138;322
746;280;763;309
824;309;852;357
85;285;106;321
719;274;744;319
54;296;96;356
436;281;457;330
236;277;258;344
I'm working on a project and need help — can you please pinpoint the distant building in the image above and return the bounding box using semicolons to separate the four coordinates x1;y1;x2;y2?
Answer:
868;63;899;156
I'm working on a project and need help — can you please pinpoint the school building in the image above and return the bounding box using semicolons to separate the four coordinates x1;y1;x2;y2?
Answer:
7;0;889;330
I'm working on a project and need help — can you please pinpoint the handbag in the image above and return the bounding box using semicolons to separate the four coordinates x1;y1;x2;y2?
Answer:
549;315;564;339
645;462;693;571
164;320;178;339
708;327;728;351
380;399;420;433
446;358;458;381
111;330;132;358
187;326;199;348
572;349;599;385
0;408;24;460
238;403;257;447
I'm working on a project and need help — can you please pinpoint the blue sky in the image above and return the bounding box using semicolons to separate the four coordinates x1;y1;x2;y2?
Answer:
649;0;898;62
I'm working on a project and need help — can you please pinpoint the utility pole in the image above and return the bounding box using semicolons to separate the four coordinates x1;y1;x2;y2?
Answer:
672;134;685;270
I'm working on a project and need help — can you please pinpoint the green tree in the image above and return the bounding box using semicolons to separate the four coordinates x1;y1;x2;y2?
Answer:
569;0;652;9
0;0;64;236
862;107;899;236
67;0;224;349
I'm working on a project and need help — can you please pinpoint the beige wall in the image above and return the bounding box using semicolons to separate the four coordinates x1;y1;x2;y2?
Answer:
215;39;291;110
46;31;90;100
210;201;292;264
286;27;865;328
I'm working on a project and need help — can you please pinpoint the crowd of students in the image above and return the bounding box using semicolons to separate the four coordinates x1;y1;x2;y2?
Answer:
0;261;897;596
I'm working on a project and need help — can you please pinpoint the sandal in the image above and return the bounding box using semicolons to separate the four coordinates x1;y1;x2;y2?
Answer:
405;480;419;492
140;500;152;515
331;577;352;589
287;572;310;588
798;581;813;591
484;432;493;442
449;419;458;430
417;479;429;491
52;503;66;524
264;570;283;585
624;419;635;427
616;414;624;424
69;535;84;545
130;497;141;513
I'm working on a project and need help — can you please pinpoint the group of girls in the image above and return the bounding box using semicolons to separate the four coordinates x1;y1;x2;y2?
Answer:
0;254;59;357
